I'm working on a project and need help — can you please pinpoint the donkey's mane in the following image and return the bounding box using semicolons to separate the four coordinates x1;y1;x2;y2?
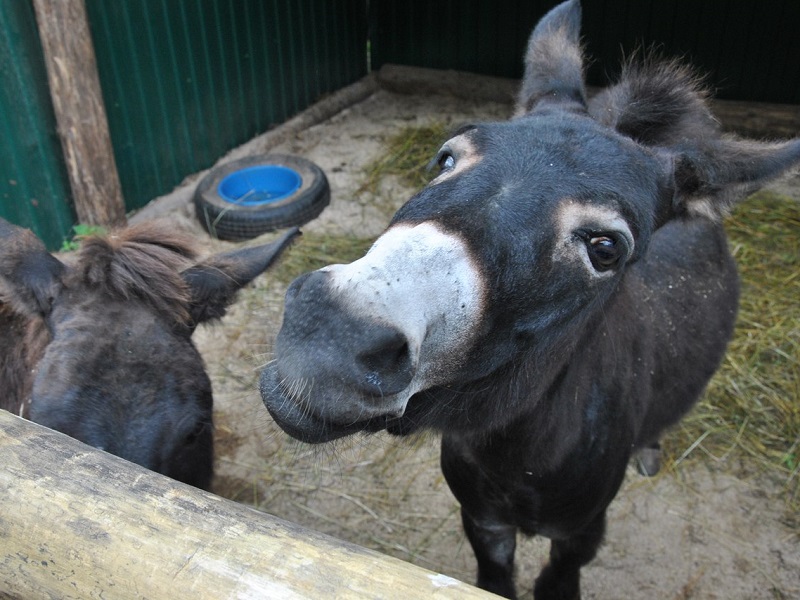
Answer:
588;53;719;148
72;221;200;323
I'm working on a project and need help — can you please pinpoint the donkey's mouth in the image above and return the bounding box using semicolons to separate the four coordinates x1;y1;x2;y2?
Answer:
259;365;392;443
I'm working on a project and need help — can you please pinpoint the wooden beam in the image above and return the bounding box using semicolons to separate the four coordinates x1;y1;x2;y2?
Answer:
32;0;126;227
0;411;492;599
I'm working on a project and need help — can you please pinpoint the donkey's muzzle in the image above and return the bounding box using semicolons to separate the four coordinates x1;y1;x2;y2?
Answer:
259;364;378;443
260;270;416;441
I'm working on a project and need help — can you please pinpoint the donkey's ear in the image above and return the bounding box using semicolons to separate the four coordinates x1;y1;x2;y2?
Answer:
182;227;299;326
0;218;65;317
662;137;800;221
515;0;587;116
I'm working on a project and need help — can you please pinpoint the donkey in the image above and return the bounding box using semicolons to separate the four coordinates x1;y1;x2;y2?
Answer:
0;217;297;490
259;1;800;597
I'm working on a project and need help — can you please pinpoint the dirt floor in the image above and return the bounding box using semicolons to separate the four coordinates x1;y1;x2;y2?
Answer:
137;80;799;599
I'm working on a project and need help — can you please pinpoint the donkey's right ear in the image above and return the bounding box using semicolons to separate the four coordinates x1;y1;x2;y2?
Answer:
181;227;299;327
515;0;587;116
656;137;800;225
0;218;65;318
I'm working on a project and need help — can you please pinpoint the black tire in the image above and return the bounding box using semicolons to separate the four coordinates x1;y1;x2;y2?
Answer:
193;154;330;241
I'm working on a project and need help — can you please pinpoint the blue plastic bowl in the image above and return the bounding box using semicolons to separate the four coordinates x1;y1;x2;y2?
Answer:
217;165;302;206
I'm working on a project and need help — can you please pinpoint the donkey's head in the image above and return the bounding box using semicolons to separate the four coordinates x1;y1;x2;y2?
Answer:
260;0;800;443
0;219;297;489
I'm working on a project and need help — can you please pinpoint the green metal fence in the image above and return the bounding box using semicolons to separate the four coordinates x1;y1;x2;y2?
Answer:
580;0;800;103
0;1;74;250
1;1;797;249
1;0;368;250
370;0;800;103
369;0;555;80
86;0;368;219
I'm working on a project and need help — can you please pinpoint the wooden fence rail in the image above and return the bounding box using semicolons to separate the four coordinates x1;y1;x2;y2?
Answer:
0;410;492;599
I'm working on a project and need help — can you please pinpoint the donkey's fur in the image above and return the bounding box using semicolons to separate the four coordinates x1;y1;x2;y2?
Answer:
0;219;297;490
259;2;800;598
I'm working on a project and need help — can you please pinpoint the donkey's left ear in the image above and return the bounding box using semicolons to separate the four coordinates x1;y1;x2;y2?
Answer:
181;227;299;326
0;218;65;318
515;0;587;116
662;137;800;222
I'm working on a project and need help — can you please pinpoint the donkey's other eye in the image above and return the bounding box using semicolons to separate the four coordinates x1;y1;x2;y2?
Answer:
586;235;623;271
576;230;627;272
438;152;455;172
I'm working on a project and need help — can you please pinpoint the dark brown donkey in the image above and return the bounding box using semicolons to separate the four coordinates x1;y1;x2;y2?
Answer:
1;218;297;490
260;1;800;597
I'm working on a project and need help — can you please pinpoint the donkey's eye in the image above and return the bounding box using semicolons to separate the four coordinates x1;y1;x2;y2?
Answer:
586;235;623;271
437;152;455;172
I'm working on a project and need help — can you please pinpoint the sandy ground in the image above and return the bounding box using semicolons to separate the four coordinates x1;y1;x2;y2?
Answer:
143;86;799;599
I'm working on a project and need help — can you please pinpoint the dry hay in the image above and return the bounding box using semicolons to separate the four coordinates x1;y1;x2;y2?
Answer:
665;191;800;517
359;123;449;196
270;233;375;286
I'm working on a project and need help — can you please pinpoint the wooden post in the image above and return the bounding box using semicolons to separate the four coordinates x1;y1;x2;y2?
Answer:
0;411;493;599
32;0;127;227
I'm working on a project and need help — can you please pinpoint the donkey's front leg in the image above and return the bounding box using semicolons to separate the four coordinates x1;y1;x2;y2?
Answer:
533;513;606;600
461;508;518;599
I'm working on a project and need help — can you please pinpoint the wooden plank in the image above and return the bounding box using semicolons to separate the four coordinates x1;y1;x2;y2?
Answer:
31;0;126;227
377;65;800;140
0;410;492;599
710;98;800;140
377;64;518;104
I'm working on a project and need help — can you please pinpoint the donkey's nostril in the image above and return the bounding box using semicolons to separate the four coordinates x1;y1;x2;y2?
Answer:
357;326;413;396
284;271;314;305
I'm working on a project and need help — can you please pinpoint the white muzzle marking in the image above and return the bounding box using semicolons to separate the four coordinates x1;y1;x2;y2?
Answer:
322;222;485;413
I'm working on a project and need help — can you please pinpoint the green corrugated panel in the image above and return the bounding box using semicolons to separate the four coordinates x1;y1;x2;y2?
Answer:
85;0;368;213
0;0;75;250
369;1;560;79
370;0;800;104
581;0;800;103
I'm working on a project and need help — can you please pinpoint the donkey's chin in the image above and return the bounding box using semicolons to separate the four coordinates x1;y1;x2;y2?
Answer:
259;366;392;443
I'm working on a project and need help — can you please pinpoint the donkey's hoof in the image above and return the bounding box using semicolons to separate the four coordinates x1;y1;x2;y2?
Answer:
534;563;580;600
635;447;662;477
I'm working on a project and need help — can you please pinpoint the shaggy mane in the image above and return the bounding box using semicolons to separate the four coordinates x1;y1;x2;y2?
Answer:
588;52;719;148
73;221;200;324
